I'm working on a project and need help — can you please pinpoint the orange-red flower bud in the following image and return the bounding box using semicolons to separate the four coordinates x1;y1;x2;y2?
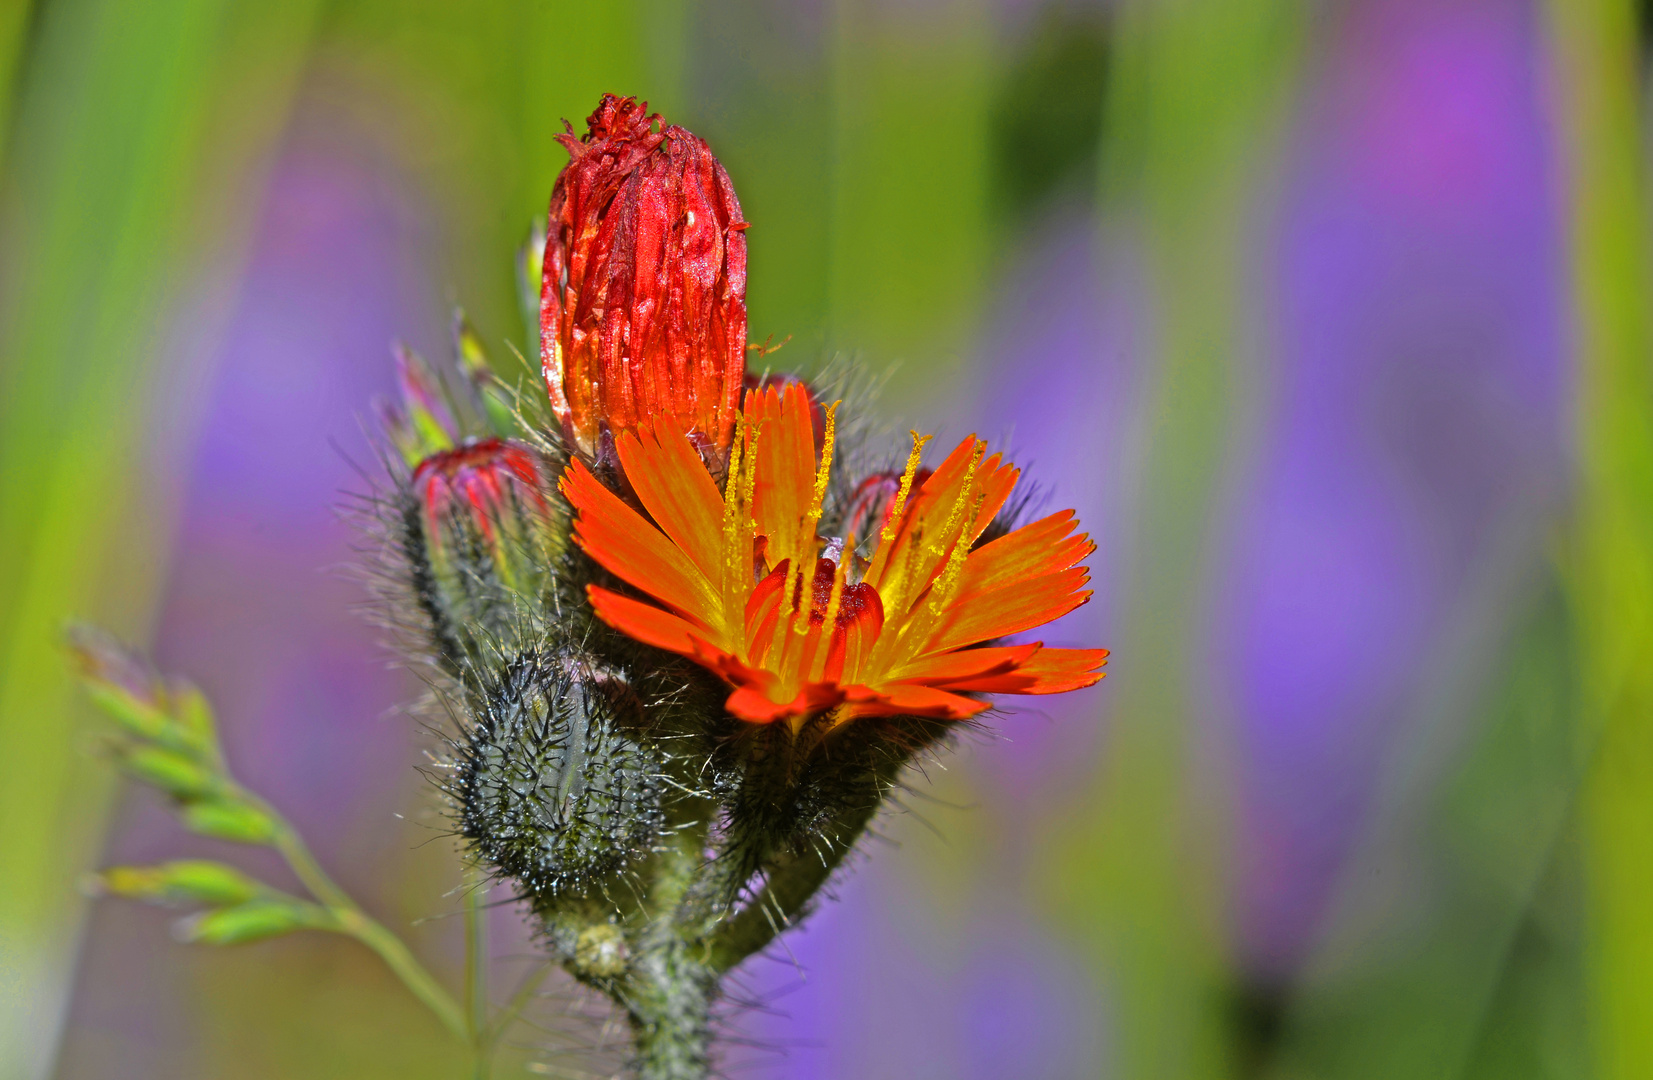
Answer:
411;439;559;655
541;94;749;473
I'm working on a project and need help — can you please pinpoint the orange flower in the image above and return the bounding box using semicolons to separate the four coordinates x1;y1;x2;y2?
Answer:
561;382;1108;726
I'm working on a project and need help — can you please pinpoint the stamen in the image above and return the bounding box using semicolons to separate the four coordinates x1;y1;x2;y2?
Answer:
863;430;931;591
810;402;839;515
880;431;930;551
721;412;758;643
883;488;987;670
865;438;987;679
922;439;985;571
930;491;986;613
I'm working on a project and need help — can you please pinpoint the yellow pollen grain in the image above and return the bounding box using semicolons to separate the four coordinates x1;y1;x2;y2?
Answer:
811;402;839;514
880;431;930;551
865;439;986;678
924;439;985;568
721;413;757;644
864;430;932;597
928;489;986;617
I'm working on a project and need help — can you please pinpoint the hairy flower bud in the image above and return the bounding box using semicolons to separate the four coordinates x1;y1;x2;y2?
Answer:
540;94;749;474
407;438;560;665
452;648;664;900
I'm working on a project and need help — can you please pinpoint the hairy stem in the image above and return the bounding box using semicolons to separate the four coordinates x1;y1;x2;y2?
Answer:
703;795;880;972
624;808;717;1079
625;943;717;1080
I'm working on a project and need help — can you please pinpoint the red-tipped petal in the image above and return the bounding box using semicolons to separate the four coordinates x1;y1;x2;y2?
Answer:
887;643;1041;685
843;683;991;721
1009;647;1110;694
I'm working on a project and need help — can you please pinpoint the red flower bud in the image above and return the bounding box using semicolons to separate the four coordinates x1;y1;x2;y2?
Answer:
412;439;559;651
843;467;934;541
413;438;550;555
541;94;749;472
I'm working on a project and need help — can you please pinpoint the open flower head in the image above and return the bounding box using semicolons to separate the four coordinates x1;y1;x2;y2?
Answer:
541;94;748;472
561;382;1107;726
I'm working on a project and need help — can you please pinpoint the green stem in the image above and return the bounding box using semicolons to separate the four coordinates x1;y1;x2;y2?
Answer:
483;963;551;1051
624;809;718;1079
334;907;470;1043
253;791;470;1045
625;944;716;1080
703;797;879;972
464;869;491;1079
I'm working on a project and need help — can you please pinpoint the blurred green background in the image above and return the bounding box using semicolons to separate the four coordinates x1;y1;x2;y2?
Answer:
3;0;1652;1077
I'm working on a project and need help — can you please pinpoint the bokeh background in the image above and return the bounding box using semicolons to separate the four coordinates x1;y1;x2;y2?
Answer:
3;0;1653;1077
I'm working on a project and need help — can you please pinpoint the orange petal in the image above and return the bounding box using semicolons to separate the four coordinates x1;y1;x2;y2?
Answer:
1008;647;1110;694
841;683;990;721
913;645;1108;694
724;677;847;724
615;423;727;584
743;561;791;665
887;643;1041;685
724;685;796;723
562;458;719;622
750;382;820;572
865;436;968;590
955;511;1095;603
967;453;1019;543
923;567;1093;654
586;585;705;655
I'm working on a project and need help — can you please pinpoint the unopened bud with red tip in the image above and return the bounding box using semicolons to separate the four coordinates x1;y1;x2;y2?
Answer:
843;467;934;543
540;94;749;476
408;438;562;665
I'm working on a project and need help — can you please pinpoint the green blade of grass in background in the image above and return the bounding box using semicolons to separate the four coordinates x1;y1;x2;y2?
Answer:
825;0;994;409
1268;569;1592;1080
314;0;680;360
1039;2;1304;1078
690;0;835;362
0;0;36;165
1543;1;1653;1078
0;2;322;1076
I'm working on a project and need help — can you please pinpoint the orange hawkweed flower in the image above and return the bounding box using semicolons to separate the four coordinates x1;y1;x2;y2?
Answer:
541;94;748;472
561;382;1108;726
